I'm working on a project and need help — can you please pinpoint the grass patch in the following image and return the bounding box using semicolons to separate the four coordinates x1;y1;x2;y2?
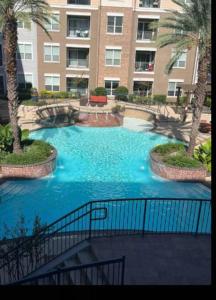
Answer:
153;143;185;155
21;100;47;106
163;154;203;169
0;140;54;165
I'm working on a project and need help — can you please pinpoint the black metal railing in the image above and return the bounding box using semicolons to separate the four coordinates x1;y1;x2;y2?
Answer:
10;256;125;286
0;198;211;285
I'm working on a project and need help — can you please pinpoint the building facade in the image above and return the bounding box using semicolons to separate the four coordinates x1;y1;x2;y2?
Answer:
0;0;198;100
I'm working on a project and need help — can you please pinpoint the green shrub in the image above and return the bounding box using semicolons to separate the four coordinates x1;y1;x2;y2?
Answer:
21;100;47;106
153;143;185;155
163;154;203;168
204;96;211;108
1;140;54;165
94;87;107;96
111;105;125;114
0;124;13;152
194;139;211;172
153;94;167;104
115;86;128;101
179;96;187;106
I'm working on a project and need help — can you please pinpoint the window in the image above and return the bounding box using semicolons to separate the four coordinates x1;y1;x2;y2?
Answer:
45;14;60;31
17;20;31;30
17;74;33;89
139;0;160;8
105;80;119;96
67;48;89;68
172;50;187;68
17;43;32;60
67;78;88;95
68;16;90;38
44;45;60;62
107;16;123;34
168;82;182;97
68;0;90;5
105;49;121;66
0;45;2;66
45;75;60;91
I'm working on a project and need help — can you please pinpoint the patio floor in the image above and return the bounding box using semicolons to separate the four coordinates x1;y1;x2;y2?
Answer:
91;234;211;285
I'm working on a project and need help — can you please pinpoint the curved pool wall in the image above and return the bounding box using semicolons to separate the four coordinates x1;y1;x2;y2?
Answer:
0;126;211;238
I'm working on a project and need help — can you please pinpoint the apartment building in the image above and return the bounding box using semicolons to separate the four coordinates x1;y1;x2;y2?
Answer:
0;0;198;100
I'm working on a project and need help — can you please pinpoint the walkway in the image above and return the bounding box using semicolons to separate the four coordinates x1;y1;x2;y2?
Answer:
91;234;211;285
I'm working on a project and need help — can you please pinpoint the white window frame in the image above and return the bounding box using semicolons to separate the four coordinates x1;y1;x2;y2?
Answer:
44;44;60;63
44;74;60;91
167;80;184;97
17;42;33;60
45;13;60;32
105;49;121;67
107;16;123;35
172;50;187;69
17;20;31;30
104;80;119;96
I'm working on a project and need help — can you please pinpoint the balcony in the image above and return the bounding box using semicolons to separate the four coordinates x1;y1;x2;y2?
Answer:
67;48;89;69
137;30;157;41
137;20;157;41
67;16;90;38
68;0;90;5
135;51;155;72
139;0;160;8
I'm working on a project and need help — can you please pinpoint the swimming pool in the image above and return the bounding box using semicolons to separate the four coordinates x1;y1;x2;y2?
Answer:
0;126;211;237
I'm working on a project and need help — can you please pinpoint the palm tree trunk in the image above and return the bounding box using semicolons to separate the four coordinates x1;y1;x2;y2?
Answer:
3;19;22;154
187;54;209;156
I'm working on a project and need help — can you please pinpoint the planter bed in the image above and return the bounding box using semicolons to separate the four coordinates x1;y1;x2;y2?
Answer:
150;151;207;181
0;148;57;179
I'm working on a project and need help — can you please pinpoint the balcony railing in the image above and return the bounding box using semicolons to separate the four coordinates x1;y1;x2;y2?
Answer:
67;59;88;68
68;29;89;38
137;30;156;41
135;62;154;72
139;0;160;8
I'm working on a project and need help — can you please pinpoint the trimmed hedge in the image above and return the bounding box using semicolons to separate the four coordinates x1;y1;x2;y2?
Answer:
153;143;185;155
153;94;167;103
163;154;203;168
0;140;54;165
94;87;107;96
115;86;128;101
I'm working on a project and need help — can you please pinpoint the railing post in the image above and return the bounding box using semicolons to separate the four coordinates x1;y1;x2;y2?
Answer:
142;200;147;236
121;256;125;286
89;202;92;241
195;201;202;236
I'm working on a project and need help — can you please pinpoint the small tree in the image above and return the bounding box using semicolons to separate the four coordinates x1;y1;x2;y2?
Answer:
0;0;53;153
154;0;211;155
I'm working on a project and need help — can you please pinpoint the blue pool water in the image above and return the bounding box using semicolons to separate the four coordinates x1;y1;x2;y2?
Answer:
0;126;211;237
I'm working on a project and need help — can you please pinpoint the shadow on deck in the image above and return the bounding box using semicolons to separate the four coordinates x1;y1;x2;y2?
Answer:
90;234;211;285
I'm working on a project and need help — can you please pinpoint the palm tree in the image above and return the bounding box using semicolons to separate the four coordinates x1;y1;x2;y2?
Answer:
154;0;211;156
0;0;52;153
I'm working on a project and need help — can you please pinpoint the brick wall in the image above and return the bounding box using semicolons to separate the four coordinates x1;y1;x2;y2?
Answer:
0;150;57;179
78;112;123;127
150;152;207;181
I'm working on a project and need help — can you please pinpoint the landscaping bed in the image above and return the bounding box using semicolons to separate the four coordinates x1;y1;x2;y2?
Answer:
150;143;207;181
0;125;57;178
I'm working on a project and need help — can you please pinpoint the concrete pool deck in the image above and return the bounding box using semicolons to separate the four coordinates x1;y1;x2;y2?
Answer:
91;234;211;285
